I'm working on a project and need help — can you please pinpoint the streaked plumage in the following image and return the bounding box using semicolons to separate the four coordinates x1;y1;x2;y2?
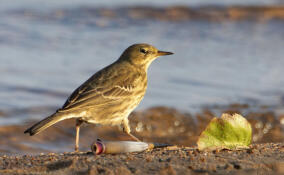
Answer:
24;43;173;151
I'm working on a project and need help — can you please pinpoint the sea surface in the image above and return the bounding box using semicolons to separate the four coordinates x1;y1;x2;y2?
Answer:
0;0;284;125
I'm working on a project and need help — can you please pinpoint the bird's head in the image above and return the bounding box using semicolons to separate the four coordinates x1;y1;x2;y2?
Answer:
119;43;173;70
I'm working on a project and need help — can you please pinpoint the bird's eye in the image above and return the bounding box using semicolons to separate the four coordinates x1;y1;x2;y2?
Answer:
140;48;147;54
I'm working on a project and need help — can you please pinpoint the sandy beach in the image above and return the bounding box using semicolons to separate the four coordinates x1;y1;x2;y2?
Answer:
0;106;283;174
0;143;283;174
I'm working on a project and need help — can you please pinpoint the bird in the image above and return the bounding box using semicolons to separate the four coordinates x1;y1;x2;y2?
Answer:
24;43;173;152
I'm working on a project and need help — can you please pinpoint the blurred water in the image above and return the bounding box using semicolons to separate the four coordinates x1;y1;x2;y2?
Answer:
1;0;283;10
0;1;284;125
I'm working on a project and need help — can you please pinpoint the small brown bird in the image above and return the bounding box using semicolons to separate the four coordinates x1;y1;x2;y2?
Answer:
24;43;173;151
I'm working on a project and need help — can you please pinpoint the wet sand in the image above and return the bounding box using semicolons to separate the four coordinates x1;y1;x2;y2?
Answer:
0;106;283;174
1;106;284;154
0;143;283;174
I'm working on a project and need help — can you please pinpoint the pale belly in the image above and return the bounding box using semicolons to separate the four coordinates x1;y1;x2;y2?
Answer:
81;94;145;126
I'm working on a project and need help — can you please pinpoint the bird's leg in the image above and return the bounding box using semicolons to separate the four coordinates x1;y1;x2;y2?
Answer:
75;119;83;152
122;119;141;142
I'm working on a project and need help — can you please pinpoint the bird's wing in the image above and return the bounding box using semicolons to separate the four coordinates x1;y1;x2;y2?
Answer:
58;69;139;112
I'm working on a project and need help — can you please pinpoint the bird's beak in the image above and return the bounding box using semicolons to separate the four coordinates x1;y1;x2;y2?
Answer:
157;50;174;56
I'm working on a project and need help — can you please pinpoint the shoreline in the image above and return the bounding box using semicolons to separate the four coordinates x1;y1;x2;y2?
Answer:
0;106;283;155
10;5;284;22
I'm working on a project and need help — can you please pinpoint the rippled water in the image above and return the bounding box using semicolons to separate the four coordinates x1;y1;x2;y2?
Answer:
0;1;284;125
1;0;283;10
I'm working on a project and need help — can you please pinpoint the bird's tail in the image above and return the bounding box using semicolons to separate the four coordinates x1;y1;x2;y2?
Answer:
24;113;65;136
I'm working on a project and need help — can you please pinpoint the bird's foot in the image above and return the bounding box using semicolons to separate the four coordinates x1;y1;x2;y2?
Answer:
75;146;79;152
128;133;142;142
